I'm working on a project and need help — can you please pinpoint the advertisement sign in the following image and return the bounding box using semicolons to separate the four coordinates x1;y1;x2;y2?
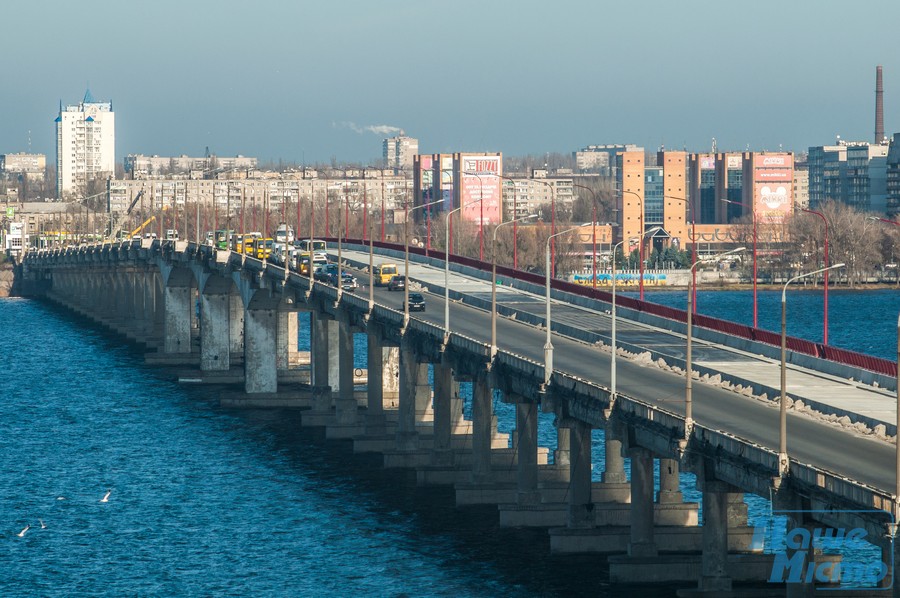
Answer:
753;153;793;169
700;155;715;170
460;155;501;225
753;153;794;223
726;155;743;169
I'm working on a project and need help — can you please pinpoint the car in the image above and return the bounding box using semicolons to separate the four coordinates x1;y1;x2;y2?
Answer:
387;275;406;291
403;292;426;312
328;271;358;291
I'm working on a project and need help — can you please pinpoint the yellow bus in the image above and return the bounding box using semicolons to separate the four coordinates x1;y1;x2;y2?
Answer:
250;237;274;259
373;263;398;286
232;233;260;254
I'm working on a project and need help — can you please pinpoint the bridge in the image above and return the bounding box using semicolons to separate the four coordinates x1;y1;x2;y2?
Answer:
19;239;900;595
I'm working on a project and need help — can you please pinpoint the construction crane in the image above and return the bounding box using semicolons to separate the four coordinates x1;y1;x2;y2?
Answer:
107;188;146;241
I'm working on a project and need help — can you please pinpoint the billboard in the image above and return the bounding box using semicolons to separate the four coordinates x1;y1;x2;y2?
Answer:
699;155;715;170
752;153;793;223
459;155;502;225
726;155;743;169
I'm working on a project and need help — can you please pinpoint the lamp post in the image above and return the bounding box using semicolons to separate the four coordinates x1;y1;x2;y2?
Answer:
461;171;488;261
619;188;645;299
685;247;745;436
610;236;638;400
497;174;521;269
544;225;584;384
404;198;445;329
444;197;486;342
779;263;845;475
664;195;697;312
572;183;601;289
801;208;831;344
491;214;538;358
534;178;557;276
721;197;757;328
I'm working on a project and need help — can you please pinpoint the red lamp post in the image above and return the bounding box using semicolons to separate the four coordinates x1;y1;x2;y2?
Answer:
801;208;830;345
572;183;600;289
722;197;757;328
665;195;697;312
620;189;645;299
534;178;557;276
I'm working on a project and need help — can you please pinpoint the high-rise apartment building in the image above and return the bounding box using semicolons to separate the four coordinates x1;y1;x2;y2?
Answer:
887;134;900;218
56;89;115;198
383;136;418;170
574;144;643;176
808;139;888;212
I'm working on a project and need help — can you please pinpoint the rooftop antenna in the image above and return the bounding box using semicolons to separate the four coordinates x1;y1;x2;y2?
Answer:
711;137;717;153
27;130;31;153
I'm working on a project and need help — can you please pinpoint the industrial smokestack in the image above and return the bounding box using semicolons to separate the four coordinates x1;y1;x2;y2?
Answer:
875;65;885;144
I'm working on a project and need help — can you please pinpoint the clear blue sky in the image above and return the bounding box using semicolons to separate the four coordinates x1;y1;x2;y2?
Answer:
2;0;897;165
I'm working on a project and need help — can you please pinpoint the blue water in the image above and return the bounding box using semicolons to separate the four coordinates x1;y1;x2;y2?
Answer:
629;288;900;360
4;290;894;595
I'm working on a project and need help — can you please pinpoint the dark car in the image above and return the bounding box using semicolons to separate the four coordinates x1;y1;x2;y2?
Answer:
330;272;358;291
387;275;406;291
403;292;426;312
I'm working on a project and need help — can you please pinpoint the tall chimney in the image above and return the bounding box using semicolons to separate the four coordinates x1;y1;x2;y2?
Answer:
875;65;885;144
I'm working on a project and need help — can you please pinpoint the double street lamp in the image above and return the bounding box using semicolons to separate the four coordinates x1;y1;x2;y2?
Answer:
721;197;758;328
404;198;445;329
444;197;485;342
684;247;745;436
491;214;538;358
544;224;587;384
778;263;845;476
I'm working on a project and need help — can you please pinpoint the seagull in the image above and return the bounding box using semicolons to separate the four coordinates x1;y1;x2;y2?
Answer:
17;525;30;537
39;519;46;529
56;496;65;501
100;489;111;503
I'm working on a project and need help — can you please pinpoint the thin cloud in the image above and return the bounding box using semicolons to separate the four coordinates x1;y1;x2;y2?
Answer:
335;121;404;136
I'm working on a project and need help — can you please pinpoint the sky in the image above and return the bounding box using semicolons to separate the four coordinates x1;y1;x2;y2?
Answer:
2;0;898;166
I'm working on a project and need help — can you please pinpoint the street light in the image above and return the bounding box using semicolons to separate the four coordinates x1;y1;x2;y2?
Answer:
491;214;538;358
801;208;831;345
619;188;646;299
534;178;557;276
721;197;758;328
778;263;845;476
404;197;445;329
544;224;587;384
685;247;745;437
496;174;521;269
610;236;637;400
444;197;486;342
664;195;697;312
572;183;601;289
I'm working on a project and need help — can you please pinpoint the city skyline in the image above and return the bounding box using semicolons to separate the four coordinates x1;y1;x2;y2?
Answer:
1;0;898;165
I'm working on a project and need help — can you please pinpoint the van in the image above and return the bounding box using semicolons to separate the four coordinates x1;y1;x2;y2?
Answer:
373;263;398;286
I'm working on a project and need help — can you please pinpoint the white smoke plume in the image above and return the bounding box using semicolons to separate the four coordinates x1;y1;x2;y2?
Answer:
336;121;404;136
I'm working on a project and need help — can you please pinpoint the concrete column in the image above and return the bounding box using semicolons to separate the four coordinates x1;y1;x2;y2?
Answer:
700;481;732;592
382;346;400;409
200;291;230;371
327;320;340;392
244;306;278;394
628;447;658;557
164;285;192;354
432;361;454;465
555;422;571;468
310;312;330;387
229;292;244;355
335;316;357;425
601;420;627;484
414;363;431;423
471;371;493;484
366;333;385;425
153;276;165;334
275;307;298;372
516;400;540;505
122;271;136;324
568;419;593;527
657;458;683;504
395;343;419;450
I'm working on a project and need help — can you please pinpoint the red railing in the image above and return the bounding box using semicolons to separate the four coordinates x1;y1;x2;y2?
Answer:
341;237;898;378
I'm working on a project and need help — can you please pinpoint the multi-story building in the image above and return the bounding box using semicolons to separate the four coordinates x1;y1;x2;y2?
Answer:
1;153;46;183
574;144;643;176
383;136;418;171
793;163;809;210
124;154;257;178
56;90;115;199
808;139;889;212
887;134;900;218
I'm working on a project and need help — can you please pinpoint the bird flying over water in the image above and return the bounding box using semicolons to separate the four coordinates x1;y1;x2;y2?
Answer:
17;525;30;537
100;489;111;503
39;519;46;529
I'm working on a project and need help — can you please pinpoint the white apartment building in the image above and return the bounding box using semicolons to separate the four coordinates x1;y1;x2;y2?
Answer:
383;136;418;170
56;90;115;198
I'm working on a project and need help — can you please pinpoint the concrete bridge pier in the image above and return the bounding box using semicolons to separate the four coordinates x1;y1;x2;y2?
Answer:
275;301;299;376
383;340;432;468
352;329;401;452
243;293;279;395
198;277;232;373
229;292;244;358
302;312;335;427
162;269;194;358
327;313;364;439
